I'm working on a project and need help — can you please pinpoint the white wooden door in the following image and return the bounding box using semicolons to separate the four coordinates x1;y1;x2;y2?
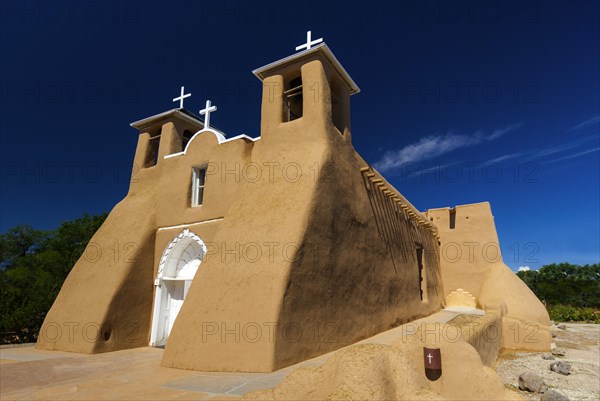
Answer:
167;280;185;336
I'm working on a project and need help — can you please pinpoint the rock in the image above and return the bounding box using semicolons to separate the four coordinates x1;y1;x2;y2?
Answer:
518;372;548;393
552;332;557;338
552;348;566;356
541;389;570;401
542;353;555;360
550;361;572;375
557;323;567;330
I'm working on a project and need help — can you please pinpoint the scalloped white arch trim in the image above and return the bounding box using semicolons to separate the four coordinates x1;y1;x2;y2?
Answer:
163;129;261;159
156;228;207;278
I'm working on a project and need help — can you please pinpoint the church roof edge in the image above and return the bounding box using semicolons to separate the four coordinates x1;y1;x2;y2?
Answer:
252;43;360;95
130;108;205;131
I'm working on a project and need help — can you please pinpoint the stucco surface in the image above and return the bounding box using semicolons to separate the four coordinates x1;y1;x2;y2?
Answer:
162;59;444;371
10;311;541;400
36;195;157;353
426;203;551;351
245;319;521;401
37;48;549;376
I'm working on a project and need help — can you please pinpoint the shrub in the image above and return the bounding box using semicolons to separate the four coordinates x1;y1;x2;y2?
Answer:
548;304;600;323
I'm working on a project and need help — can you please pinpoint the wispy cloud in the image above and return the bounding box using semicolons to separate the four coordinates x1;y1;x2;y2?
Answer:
544;147;600;164
525;134;599;162
484;153;523;164
530;143;581;159
409;163;453;178
568;116;600;131
518;266;531;272
373;123;523;173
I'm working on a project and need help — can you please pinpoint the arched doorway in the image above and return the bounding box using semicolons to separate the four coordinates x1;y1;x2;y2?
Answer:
149;229;206;347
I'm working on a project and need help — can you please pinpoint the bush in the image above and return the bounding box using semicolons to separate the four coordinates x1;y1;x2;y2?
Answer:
548;304;600;323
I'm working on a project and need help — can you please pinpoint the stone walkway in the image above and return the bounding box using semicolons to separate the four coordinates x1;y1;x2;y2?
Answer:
0;310;462;400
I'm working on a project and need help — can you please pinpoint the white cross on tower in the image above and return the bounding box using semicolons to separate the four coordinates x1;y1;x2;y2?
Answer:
199;100;217;129
173;86;191;109
295;30;323;52
427;353;433;364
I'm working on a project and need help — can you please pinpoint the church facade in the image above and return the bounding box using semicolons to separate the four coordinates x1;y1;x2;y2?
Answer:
37;35;550;372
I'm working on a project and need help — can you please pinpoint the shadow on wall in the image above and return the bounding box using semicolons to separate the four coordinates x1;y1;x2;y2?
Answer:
362;172;442;295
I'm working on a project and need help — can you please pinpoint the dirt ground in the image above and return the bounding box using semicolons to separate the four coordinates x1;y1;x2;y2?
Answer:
495;323;600;401
1;318;597;400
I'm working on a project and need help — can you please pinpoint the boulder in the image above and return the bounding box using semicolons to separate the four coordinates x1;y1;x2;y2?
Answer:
552;348;566;356
541;389;570;401
557;323;567;330
550;361;572;375
542;353;555;360
518;372;548;393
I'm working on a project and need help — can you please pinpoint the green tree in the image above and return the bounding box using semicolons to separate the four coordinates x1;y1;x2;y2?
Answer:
0;213;107;343
517;262;600;308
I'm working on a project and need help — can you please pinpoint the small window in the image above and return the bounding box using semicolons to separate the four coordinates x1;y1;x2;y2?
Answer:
191;166;206;206
284;76;303;121
416;245;428;302
449;208;456;229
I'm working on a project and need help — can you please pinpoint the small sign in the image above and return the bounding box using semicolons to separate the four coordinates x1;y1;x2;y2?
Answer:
424;347;442;381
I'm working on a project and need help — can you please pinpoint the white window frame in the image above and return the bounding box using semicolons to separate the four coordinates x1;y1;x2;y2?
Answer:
191;165;207;207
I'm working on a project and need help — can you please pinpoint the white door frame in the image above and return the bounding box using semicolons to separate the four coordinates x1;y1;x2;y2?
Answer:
149;229;207;347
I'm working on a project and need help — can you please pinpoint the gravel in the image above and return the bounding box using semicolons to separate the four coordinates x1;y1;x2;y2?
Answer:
495;323;599;401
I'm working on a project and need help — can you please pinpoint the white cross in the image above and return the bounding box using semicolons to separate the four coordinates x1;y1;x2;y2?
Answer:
427;353;433;364
173;86;191;109
295;30;323;52
199;99;217;129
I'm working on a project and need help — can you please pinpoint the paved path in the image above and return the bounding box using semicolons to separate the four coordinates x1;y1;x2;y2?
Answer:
0;310;462;400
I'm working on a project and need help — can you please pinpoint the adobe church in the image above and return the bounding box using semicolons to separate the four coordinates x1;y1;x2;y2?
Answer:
37;33;551;372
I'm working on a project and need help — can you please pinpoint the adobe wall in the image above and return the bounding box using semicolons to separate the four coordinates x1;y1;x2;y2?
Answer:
426;202;551;351
274;134;444;368
37;117;255;353
39;58;444;370
36;191;157;353
161;60;340;372
248;310;516;400
162;59;444;372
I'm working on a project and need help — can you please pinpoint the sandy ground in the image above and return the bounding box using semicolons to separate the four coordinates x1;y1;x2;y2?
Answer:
495;323;600;401
0;311;458;400
2;316;596;400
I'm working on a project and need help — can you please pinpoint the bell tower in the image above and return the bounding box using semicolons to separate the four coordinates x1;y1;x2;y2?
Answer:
130;108;204;170
252;31;360;140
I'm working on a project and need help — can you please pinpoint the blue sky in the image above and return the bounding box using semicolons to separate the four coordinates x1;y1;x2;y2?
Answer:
1;1;598;270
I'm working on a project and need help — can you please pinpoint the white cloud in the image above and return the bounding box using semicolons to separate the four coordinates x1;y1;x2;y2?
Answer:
518;266;531;272
521;134;597;163
484;153;523;164
545;147;600;164
568;116;600;131
488;124;523;140
373;123;522;173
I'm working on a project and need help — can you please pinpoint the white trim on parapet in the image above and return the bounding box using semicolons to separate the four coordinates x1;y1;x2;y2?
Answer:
163;129;261;159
